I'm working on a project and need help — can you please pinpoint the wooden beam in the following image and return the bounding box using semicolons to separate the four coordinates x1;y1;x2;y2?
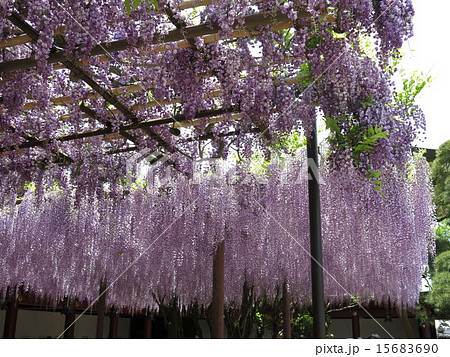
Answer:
108;126;261;154
50;21;293;70
211;241;224;338
0;107;236;153
0;1;214;50
0;11;302;73
0;26;65;49
178;0;213;10
307;119;326;339
7;12;174;152
0;34;31;49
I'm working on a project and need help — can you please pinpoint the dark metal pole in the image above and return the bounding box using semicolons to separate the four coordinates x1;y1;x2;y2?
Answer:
307;119;326;338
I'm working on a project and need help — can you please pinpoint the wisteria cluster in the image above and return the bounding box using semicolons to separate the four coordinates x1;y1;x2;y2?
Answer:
0;152;435;310
0;0;422;199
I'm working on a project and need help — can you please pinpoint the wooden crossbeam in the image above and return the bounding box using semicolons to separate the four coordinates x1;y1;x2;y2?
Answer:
0;107;237;154
15;55;297;114
107;126;261;155
0;5;317;160
0;1;280;51
61;75;301;131
0;26;65;49
0;33;31;49
0;0;214;50
178;0;213;10
50;20;293;70
7;12;177;153
0;10;304;73
1;73;303;157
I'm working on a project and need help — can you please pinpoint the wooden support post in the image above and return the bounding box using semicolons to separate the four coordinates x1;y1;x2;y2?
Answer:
212;241;224;339
419;322;432;339
352;311;360;339
108;309;118;339
144;318;152;339
282;282;291;339
63;302;76;339
3;300;18;339
96;280;107;339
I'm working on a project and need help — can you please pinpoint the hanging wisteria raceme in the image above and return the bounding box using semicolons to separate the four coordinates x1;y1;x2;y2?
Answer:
0;152;434;310
0;0;422;199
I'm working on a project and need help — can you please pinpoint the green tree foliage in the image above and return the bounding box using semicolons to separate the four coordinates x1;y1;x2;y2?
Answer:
435;220;450;257
291;311;313;338
432;140;450;221
426;251;450;318
422;141;450;321
125;0;158;14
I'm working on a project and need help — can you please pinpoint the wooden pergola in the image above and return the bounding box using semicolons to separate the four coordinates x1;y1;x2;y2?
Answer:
0;0;329;339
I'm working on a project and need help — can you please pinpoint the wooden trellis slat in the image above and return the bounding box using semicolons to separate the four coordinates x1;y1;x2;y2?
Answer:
103;113;244;142
0;33;31;49
60;74;301;122
9;12;181;154
0;73;302;157
107;126;261;155
0;26;65;49
0;10;304;73
49;20;293;71
178;0;213;10
0;5;315;159
0;0;215;50
0;107;237;154
0;1;286;51
14;54;297;115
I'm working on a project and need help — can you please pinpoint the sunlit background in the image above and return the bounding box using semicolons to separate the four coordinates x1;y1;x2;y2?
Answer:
405;0;450;149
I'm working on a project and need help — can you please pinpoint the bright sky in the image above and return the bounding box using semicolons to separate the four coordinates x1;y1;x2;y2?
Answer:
403;0;450;149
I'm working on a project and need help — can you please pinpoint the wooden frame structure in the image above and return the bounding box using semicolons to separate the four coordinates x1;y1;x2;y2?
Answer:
0;0;329;338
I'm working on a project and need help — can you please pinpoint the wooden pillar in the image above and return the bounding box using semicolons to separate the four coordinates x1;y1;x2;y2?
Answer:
212;241;224;338
282;282;291;339
419;322;432;339
63;302;76;339
108;308;118;339
352;311;360;339
96;280;107;339
144;318;152;338
3;300;18;339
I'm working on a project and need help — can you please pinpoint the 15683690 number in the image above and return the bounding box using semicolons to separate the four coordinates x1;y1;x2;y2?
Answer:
376;344;438;354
